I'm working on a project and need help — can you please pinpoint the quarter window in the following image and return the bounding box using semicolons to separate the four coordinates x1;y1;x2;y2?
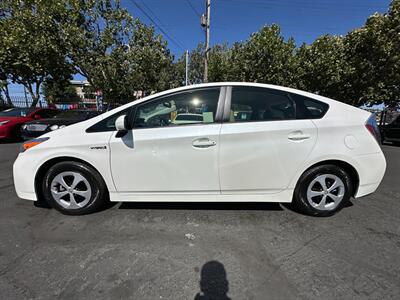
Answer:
229;87;296;122
133;88;220;129
291;94;329;119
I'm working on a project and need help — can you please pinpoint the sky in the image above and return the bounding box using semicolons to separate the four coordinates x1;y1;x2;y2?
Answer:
121;0;390;57
7;0;391;97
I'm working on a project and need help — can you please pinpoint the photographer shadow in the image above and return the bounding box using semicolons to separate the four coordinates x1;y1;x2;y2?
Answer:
194;260;231;300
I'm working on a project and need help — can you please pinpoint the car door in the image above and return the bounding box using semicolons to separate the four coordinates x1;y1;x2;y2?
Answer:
219;86;318;194
109;87;225;194
385;116;400;141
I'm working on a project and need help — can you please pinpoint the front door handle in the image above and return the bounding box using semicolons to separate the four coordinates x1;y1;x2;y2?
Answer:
288;131;311;141
192;138;217;148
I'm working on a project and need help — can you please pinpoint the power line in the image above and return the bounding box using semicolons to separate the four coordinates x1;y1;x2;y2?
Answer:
218;0;388;10
216;0;387;15
185;0;202;17
129;0;186;51
140;0;168;29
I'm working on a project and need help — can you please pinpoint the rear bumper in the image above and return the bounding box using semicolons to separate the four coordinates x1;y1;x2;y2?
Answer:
354;151;386;198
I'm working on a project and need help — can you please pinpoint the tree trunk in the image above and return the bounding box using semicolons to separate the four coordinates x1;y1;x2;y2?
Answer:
1;84;13;106
26;83;40;108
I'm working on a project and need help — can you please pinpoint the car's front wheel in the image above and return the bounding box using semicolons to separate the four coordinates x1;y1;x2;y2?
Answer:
293;164;352;216
42;161;107;215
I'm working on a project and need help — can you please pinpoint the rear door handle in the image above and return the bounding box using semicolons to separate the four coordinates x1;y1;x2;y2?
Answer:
288;131;311;141
192;138;217;148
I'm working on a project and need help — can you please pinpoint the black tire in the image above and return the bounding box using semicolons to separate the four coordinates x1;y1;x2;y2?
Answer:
380;133;386;144
11;124;22;142
293;164;352;217
42;161;108;215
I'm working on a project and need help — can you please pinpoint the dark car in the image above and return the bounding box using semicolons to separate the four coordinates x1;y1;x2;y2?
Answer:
380;114;400;145
21;109;100;140
0;107;58;140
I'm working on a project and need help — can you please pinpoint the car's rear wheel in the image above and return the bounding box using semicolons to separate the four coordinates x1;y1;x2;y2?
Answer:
42;161;107;215
293;164;352;217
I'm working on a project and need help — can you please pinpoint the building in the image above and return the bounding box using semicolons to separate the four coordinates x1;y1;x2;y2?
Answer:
69;80;97;109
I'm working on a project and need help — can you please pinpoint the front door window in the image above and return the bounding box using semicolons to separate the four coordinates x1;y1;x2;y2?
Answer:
133;88;220;129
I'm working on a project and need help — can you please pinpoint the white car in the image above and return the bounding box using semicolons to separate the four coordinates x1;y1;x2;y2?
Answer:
13;83;386;216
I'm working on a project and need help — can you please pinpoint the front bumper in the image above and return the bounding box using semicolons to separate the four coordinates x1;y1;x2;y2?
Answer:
13;152;38;201
20;129;50;140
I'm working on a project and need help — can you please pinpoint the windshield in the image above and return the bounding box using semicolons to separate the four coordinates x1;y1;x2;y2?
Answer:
0;108;34;117
54;110;96;119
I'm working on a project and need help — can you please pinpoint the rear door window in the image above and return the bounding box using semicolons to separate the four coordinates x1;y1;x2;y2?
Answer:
229;87;296;122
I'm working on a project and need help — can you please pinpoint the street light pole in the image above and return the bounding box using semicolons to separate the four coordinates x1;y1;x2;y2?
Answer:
185;50;189;86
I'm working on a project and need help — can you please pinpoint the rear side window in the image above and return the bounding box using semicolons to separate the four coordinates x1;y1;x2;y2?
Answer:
229;87;296;122
291;94;329;119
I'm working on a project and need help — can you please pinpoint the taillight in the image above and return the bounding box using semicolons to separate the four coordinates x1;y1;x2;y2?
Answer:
365;114;381;144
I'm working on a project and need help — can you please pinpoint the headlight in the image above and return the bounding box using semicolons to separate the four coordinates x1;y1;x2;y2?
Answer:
20;137;49;153
0;120;10;126
50;125;59;131
22;124;27;130
59;125;66;129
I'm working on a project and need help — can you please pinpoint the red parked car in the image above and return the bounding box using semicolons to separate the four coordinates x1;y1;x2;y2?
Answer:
0;108;58;140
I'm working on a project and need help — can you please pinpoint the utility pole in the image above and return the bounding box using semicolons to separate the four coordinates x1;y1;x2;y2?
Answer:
185;50;189;86
201;0;211;83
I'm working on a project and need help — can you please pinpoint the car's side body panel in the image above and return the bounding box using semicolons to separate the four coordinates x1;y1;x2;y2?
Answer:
219;120;317;193
108;124;222;193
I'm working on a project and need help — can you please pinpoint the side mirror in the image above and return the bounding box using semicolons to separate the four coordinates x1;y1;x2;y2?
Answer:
115;115;128;138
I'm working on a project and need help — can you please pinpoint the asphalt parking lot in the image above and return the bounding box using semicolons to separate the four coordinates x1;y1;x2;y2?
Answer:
0;142;399;300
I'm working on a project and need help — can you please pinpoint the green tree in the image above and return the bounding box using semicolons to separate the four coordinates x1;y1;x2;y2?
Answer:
344;0;400;106
296;35;350;101
55;1;174;103
0;70;12;106
0;0;73;107
188;43;206;84
208;44;231;82
228;25;299;87
42;80;79;104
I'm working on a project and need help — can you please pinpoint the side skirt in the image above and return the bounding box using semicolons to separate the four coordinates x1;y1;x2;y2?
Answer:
109;189;294;203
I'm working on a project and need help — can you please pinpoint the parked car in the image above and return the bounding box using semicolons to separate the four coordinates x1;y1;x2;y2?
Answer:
21;109;101;140
0;108;58;140
13;83;386;216
0;104;12;112
380;114;400;144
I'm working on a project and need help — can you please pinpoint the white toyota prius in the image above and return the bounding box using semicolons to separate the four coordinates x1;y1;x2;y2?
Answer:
13;83;386;216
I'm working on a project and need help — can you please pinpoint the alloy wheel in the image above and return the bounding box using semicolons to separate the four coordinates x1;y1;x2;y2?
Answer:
306;174;345;211
50;171;92;209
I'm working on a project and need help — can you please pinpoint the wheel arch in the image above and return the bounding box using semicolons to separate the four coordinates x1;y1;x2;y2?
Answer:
34;156;110;202
297;159;360;197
